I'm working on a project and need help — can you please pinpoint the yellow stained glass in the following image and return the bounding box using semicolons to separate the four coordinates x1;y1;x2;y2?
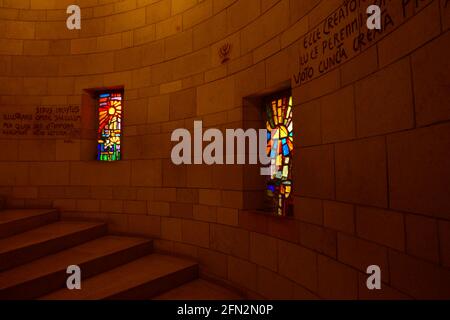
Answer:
265;92;294;216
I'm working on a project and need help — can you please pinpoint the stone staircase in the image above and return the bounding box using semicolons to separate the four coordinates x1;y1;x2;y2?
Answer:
0;209;241;300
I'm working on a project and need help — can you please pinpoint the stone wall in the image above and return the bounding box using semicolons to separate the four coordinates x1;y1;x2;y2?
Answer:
0;0;449;299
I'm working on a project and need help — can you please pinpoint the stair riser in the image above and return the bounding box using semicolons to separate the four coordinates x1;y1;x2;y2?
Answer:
0;241;153;300
0;224;108;272
107;265;199;300
0;211;60;238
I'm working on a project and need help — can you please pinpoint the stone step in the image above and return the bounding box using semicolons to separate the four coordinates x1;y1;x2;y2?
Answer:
0;235;153;300
154;279;243;300
42;254;198;300
0;221;107;271
0;209;59;238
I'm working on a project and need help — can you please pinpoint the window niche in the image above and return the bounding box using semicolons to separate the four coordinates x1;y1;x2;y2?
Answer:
243;88;294;217
83;87;124;161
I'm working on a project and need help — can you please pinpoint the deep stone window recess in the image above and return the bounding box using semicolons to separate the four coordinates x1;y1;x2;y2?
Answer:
96;90;123;161
264;91;294;217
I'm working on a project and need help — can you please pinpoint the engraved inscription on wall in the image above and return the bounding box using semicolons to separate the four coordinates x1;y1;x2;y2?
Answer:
1;105;81;138
293;0;434;86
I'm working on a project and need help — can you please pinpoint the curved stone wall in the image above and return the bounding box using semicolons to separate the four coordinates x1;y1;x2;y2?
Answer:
1;0;450;299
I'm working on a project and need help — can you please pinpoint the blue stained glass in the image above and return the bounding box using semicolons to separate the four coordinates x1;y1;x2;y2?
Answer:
270;149;276;158
283;144;289;156
97;91;122;161
265;93;293;217
270;140;278;157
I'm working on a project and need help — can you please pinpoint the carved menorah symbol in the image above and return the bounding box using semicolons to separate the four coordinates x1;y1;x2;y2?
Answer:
218;43;232;64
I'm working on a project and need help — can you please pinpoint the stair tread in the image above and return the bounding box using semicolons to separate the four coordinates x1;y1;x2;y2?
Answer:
0;221;106;254
42;254;197;300
154;279;243;300
0;209;57;224
0;235;151;290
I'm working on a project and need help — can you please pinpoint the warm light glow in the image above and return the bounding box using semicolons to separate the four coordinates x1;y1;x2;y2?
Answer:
266;94;293;216
97;92;122;161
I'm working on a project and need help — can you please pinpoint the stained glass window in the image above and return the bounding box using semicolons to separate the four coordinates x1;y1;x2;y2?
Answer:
265;94;293;216
97;91;122;161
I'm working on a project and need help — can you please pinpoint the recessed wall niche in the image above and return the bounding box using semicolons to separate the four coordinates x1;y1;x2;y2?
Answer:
242;83;293;217
0;0;448;301
82;87;124;161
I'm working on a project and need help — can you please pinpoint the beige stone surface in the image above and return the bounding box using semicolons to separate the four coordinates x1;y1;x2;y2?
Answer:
0;0;449;300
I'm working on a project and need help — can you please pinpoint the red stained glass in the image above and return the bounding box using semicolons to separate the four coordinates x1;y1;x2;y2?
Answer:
266;94;293;216
97;92;122;161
